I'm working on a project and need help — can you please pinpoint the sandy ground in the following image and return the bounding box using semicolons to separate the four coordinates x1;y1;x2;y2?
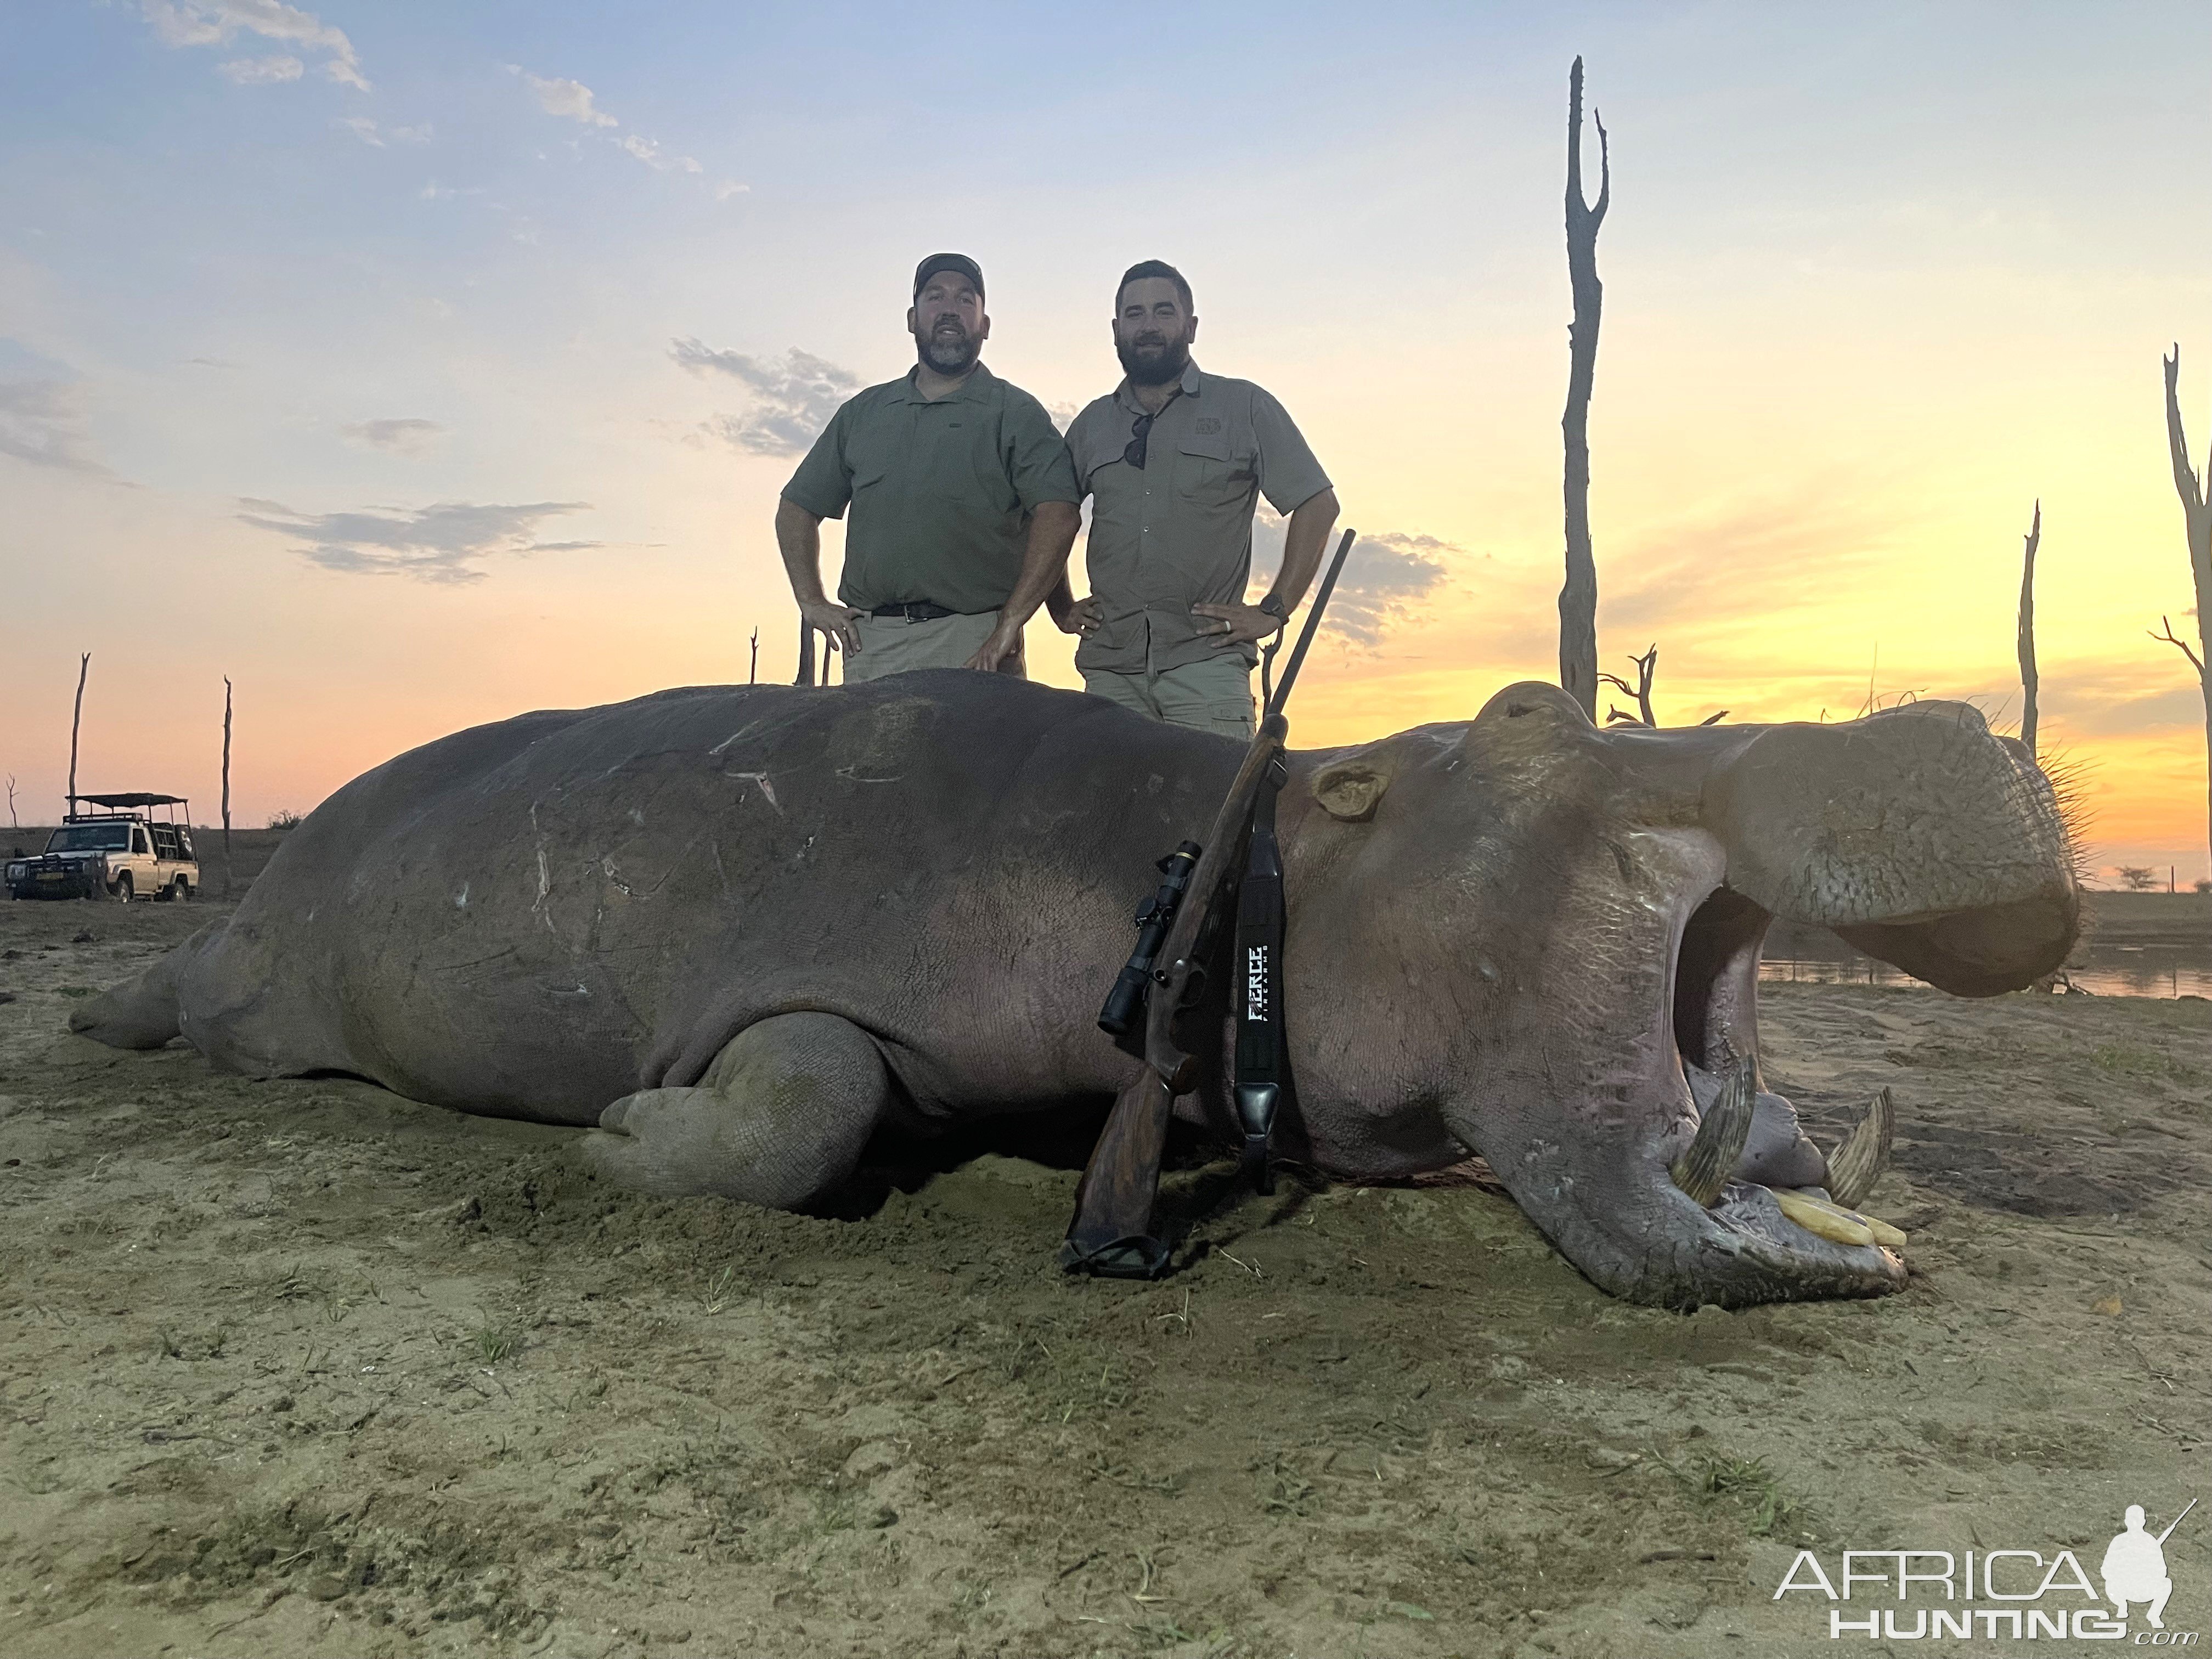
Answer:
1;897;2207;1659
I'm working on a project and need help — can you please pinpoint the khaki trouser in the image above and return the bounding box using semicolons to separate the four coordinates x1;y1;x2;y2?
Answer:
1081;656;1255;738
844;611;1023;684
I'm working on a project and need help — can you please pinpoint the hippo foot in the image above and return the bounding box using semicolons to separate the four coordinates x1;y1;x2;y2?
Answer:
579;1012;889;1212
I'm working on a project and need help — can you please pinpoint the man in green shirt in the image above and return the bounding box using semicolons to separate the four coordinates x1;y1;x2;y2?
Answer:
776;253;1082;682
1060;261;1340;736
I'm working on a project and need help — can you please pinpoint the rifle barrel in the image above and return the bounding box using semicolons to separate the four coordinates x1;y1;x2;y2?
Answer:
1265;526;1357;720
2155;1496;2197;1545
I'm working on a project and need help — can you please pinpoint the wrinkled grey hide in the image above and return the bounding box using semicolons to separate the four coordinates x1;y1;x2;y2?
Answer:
76;674;2078;1307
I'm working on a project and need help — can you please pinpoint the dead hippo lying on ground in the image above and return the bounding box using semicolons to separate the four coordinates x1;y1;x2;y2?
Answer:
75;673;2077;1307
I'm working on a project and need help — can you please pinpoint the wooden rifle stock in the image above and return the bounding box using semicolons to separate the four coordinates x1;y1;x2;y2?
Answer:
1063;528;1357;1276
1063;713;1288;1272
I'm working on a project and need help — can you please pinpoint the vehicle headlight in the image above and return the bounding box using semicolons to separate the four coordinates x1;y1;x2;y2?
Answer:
5;864;22;881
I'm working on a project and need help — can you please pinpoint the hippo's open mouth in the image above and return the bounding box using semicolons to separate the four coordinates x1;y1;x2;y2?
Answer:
1652;883;1911;1304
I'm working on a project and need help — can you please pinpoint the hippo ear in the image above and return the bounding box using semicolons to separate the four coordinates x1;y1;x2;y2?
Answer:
1312;757;1391;822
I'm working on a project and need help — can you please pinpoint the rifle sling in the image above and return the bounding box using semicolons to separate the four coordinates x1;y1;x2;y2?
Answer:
1232;757;1289;1193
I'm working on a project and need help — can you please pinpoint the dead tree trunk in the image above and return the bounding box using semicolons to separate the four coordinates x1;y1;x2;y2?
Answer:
749;628;759;685
1599;644;1657;725
5;774;18;832
2160;347;2212;876
1558;55;1610;720
2017;501;2041;758
221;676;235;900
794;616;815;686
67;652;89;815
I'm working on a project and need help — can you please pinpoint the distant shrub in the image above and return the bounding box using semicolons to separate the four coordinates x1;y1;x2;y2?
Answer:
267;809;304;831
2114;866;2159;891
2197;878;2211;894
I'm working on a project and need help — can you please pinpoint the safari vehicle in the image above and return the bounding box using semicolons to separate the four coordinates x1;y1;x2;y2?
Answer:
5;793;200;903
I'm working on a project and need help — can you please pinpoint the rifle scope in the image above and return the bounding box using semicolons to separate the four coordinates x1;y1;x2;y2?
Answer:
1097;840;1202;1039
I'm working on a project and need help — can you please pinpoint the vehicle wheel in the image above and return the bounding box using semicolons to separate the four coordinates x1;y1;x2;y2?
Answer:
112;872;133;904
172;877;191;901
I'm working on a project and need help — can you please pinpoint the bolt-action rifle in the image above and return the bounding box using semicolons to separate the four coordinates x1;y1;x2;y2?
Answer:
1063;527;1358;1277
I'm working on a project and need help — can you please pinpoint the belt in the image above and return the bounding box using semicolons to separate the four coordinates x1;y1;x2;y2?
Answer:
870;601;959;622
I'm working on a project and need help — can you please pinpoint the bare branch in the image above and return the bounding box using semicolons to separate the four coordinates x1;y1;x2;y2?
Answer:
222;676;234;899
67;652;89;815
1599;644;1658;724
1566;57;1586;211
2168;348;2208;517
2017;498;2041;757
2157;347;2212;880
1592;109;1610;228
1699;709;1731;726
2152;614;2207;678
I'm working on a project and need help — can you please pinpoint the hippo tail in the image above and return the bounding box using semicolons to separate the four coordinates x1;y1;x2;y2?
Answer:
69;918;222;1049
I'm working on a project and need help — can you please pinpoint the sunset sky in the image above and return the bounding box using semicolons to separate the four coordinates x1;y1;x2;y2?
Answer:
4;2;2209;883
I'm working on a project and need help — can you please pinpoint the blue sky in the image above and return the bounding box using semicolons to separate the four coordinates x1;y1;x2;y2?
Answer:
3;2;2210;876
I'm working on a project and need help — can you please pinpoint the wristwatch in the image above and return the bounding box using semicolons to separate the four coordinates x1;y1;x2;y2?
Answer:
1257;595;1289;627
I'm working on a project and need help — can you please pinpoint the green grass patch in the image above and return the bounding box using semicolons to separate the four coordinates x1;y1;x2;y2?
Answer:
1672;1449;1815;1542
2088;1042;2202;1084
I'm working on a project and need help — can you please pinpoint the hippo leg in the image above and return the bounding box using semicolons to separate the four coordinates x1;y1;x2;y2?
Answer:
578;1012;889;1211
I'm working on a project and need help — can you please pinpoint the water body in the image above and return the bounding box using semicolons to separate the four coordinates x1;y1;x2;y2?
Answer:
1759;946;2212;1000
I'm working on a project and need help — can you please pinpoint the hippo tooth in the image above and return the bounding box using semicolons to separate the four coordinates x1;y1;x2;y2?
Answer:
1772;1187;1906;1251
1825;1085;1895;1210
1669;1060;1753;1208
1771;1187;1875;1247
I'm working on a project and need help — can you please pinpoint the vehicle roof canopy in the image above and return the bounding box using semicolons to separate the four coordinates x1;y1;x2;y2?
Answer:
72;793;188;808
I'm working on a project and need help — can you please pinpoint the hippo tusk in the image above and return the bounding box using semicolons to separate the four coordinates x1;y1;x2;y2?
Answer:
1825;1086;1895;1210
1669;1061;1754;1208
1774;1187;1907;1251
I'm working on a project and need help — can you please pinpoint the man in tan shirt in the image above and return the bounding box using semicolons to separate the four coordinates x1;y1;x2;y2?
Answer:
1059;261;1340;736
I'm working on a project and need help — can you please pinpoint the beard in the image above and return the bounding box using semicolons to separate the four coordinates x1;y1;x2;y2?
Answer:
1116;331;1190;387
917;320;981;376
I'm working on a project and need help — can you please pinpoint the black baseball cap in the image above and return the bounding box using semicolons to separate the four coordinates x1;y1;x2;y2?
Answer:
913;252;984;301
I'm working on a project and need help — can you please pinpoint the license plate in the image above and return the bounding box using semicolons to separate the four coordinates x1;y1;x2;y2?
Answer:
36;871;65;882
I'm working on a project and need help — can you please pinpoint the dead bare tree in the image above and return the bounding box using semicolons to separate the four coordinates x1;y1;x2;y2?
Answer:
1558;55;1610;720
5;774;18;831
1597;642;1728;726
794;616;815;686
221;676;235;900
2016;500;2042;757
2159;347;2212;875
749;628;759;685
66;652;89;815
1599;643;1658;725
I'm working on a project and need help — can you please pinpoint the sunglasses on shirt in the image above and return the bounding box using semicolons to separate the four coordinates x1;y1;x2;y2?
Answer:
1122;388;1186;470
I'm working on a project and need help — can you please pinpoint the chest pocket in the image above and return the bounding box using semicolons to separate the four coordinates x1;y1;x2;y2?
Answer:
1173;425;1256;510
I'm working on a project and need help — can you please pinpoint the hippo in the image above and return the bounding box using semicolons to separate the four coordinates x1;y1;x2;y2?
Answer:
74;672;2078;1307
